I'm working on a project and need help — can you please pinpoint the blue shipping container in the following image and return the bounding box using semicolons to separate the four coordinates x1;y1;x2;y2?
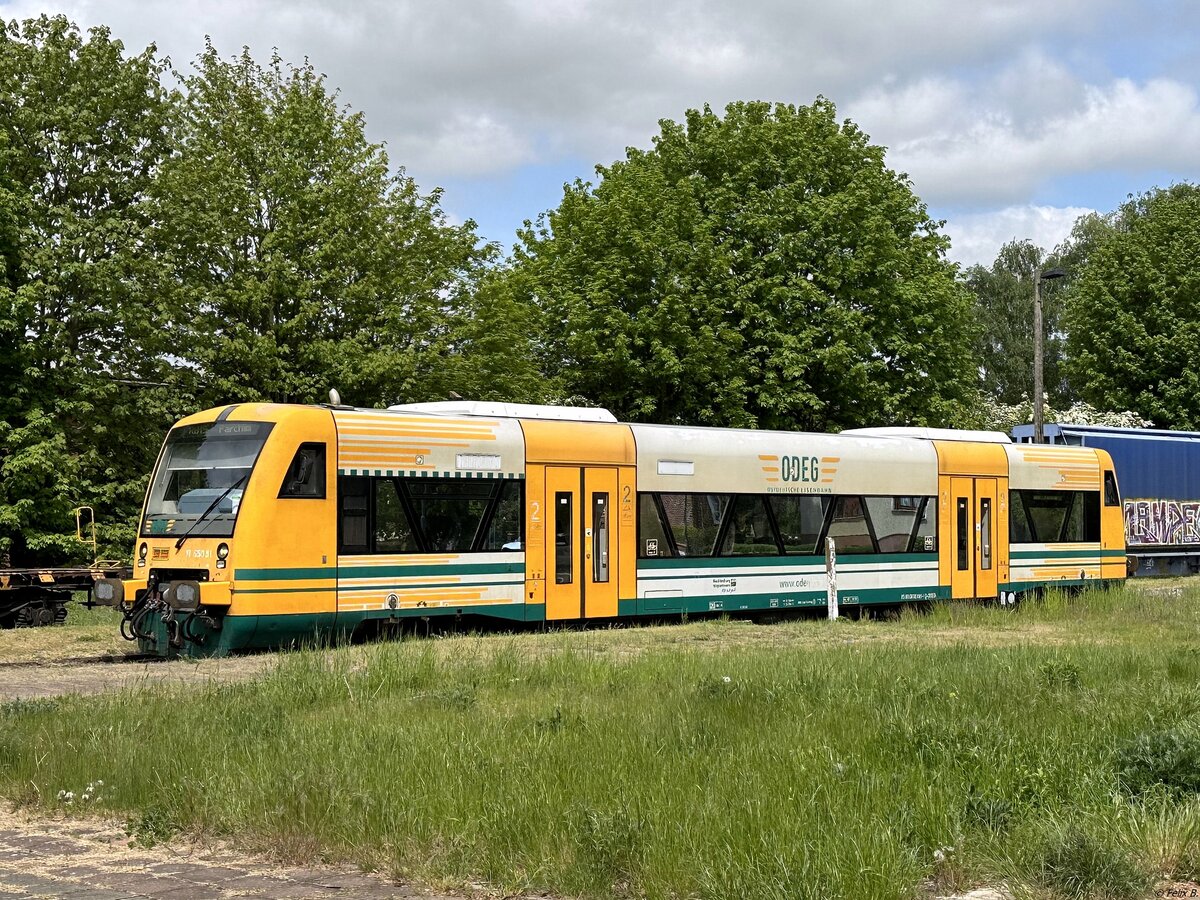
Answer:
1012;423;1200;575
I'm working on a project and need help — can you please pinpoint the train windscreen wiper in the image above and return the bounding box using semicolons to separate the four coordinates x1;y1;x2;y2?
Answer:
174;473;249;550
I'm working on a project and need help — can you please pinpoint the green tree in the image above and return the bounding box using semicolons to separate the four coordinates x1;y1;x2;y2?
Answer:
1065;183;1200;428
963;239;1072;407
504;99;977;430
0;16;178;565
151;43;503;409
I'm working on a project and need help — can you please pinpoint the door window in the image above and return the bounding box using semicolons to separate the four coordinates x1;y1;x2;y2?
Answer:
592;493;610;582
980;498;992;570
555;492;573;584
956;497;969;570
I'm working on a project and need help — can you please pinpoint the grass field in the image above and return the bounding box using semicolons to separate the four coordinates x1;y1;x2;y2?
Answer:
1;584;1199;899
0;598;127;664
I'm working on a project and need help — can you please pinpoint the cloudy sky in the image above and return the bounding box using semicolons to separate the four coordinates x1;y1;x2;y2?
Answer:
5;0;1199;267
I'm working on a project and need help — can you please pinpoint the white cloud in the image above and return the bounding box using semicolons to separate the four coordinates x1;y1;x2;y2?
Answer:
3;0;1197;225
0;1;1134;177
941;205;1095;269
853;59;1200;207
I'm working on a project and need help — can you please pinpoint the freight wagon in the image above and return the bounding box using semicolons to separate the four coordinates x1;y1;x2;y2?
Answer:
1013;423;1200;576
94;402;1127;657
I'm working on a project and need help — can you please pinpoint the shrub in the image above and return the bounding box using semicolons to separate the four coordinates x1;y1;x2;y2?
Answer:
1040;827;1149;899
1116;724;1200;797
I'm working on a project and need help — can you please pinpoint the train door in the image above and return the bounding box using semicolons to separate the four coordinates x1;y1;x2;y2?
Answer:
949;476;999;599
544;466;619;620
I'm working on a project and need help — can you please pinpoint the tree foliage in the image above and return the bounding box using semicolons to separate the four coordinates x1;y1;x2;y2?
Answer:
963;239;1072;407
0;22;536;564
1064;184;1200;428
953;391;1152;433
151;43;500;409
506;99;978;430
0;16;178;564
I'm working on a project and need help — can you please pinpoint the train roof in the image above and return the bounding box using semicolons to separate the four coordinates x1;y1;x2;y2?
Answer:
387;401;617;422
1012;423;1200;442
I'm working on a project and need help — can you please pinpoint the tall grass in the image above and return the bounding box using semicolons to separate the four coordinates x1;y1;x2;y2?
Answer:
2;584;1200;899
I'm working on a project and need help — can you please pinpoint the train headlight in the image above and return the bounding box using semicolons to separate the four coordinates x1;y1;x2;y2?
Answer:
138;542;148;568
216;543;229;560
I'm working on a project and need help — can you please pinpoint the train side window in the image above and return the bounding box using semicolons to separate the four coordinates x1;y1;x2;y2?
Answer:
1061;491;1102;542
769;495;829;554
1023;490;1073;543
865;496;914;553
1104;471;1120;507
637;493;674;558
718;495;781;556
375;479;419;553
279;443;326;498
482;480;523;551
828;496;875;555
659;493;728;557
402;478;495;553
337;475;369;553
1009;491;1034;543
908;497;938;553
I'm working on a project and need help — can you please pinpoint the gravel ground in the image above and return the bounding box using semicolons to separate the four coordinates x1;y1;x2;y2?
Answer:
0;809;446;899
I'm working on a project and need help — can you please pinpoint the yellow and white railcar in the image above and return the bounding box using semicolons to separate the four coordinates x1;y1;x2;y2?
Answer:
93;402;1126;656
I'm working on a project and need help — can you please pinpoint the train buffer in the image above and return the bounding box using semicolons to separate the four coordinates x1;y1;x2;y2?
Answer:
0;565;126;627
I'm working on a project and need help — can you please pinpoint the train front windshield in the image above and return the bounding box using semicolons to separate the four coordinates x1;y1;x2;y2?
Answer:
141;422;274;538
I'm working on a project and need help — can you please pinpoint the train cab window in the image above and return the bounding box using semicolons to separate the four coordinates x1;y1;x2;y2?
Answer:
828;496;875;555
279;443;326;498
637;494;674;558
768;495;829;555
718;495;781;556
375;479;419;553
1104;471;1120;507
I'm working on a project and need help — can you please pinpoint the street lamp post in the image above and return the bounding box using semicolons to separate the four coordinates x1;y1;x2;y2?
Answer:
1032;267;1067;444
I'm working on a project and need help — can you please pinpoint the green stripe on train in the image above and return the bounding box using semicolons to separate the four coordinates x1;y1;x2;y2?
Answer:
638;552;937;571
235;562;525;581
1009;549;1126;560
620;584;950;615
237;580;526;595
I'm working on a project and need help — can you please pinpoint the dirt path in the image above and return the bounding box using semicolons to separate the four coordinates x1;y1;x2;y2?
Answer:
0;809;444;899
0;654;278;701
